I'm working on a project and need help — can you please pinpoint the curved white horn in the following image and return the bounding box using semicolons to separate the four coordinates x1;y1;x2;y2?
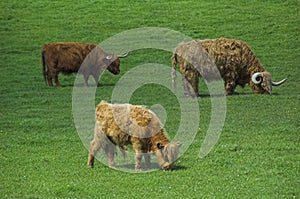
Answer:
118;52;129;58
272;78;287;86
251;72;263;84
106;55;112;60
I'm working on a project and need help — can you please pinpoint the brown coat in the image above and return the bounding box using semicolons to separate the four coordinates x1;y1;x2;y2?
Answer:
87;101;181;171
172;38;287;95
42;42;125;87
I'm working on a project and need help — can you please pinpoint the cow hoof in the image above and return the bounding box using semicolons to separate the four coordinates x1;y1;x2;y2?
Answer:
161;162;172;170
109;165;116;169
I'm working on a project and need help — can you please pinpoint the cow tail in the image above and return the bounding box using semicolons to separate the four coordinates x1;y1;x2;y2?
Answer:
41;48;47;85
171;53;177;93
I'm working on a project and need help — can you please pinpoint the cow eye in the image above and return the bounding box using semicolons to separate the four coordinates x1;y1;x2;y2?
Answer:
157;143;164;149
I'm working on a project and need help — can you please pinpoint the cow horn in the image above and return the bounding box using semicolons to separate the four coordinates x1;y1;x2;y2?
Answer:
251;72;263;84
106;55;112;60
118;52;129;58
272;78;287;86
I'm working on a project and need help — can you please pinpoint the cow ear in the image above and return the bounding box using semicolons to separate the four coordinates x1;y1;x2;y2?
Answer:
157;143;164;149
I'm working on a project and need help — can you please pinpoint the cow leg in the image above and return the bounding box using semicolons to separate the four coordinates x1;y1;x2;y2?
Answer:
83;74;89;87
134;152;143;172
104;142;116;168
182;76;190;96
47;72;53;87
223;72;237;95
45;68;54;86
131;140;144;171
144;153;151;169
225;82;236;95
53;72;62;87
88;124;107;168
88;139;101;168
189;73;199;97
224;78;236;95
92;74;100;87
183;71;199;97
45;61;55;87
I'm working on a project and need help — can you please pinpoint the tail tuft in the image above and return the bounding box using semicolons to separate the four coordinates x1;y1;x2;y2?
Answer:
41;48;47;85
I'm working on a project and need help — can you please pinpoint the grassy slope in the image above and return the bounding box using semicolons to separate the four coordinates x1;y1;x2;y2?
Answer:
0;0;299;198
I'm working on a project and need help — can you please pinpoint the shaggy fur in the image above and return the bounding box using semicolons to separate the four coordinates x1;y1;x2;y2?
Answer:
172;40;220;97
87;101;181;171
42;42;124;87
172;38;287;95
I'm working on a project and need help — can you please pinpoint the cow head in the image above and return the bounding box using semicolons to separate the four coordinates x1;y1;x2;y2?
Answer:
104;52;128;75
251;72;287;94
157;141;181;170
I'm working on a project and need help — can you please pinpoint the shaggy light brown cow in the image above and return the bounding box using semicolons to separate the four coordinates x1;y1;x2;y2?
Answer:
172;38;287;96
42;42;128;87
87;101;181;171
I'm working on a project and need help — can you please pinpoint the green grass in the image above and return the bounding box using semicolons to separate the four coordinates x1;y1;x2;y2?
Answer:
1;0;299;198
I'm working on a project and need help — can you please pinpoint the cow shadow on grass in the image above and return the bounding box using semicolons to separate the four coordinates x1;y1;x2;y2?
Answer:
198;91;269;98
170;165;188;171
115;163;187;172
98;83;116;87
227;92;280;96
64;83;116;87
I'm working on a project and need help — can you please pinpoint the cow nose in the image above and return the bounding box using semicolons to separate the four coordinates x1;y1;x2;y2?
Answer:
162;162;172;170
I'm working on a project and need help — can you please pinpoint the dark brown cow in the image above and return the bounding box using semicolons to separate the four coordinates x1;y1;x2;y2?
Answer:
41;42;128;87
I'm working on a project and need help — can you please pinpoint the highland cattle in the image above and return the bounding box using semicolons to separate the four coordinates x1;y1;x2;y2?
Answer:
172;38;287;96
87;101;181;171
42;42;128;87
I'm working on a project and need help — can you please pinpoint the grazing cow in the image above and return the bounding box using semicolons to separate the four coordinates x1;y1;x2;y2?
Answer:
87;101;181;171
172;38;287;96
41;42;128;87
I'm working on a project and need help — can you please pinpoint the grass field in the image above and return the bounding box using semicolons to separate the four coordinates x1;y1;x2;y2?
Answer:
1;0;299;198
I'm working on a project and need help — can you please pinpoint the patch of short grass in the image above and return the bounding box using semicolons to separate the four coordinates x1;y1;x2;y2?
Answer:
1;0;299;198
